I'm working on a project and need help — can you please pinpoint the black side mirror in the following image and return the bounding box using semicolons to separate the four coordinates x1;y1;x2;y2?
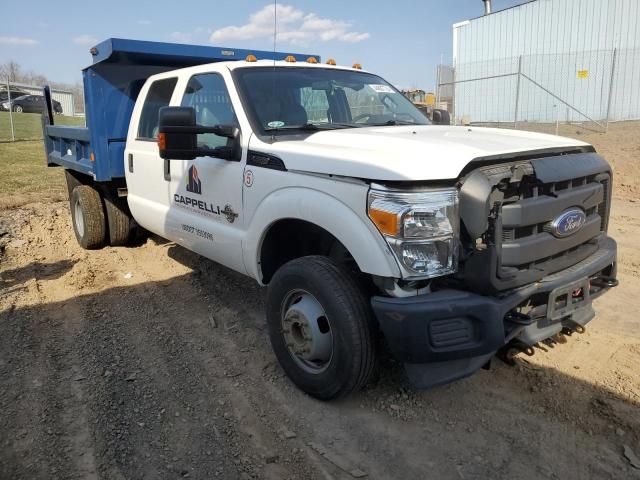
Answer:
158;106;240;161
432;109;451;126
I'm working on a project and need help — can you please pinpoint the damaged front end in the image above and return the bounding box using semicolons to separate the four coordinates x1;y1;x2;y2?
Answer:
371;148;618;389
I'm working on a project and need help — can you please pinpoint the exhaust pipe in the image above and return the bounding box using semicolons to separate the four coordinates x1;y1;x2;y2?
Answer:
482;0;492;15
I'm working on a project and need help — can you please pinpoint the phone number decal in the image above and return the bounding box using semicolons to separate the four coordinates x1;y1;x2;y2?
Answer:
181;224;214;242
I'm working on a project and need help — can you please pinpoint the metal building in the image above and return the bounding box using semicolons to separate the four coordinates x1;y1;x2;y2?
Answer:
451;0;640;125
5;82;75;115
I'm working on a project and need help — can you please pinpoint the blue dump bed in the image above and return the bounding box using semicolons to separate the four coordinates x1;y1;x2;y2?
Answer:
43;38;319;182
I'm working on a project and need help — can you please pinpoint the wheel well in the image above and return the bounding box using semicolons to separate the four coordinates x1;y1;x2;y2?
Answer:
260;219;358;284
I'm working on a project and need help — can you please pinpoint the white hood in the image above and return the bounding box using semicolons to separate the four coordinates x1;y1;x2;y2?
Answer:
258;126;591;181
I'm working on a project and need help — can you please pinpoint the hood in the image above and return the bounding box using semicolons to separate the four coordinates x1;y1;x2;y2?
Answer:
256;125;591;181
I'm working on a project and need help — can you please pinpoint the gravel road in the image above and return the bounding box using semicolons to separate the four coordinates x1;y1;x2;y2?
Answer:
1;200;639;480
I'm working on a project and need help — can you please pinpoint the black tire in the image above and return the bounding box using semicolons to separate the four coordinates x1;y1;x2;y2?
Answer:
266;255;377;400
70;185;106;249
104;194;132;246
13;105;23;113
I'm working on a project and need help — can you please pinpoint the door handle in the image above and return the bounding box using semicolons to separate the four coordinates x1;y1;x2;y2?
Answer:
128;153;134;173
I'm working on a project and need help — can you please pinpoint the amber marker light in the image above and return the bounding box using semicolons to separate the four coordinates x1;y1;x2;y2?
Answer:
368;207;400;237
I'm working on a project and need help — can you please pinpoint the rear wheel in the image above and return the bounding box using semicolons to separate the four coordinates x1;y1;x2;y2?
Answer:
104;194;133;246
70;185;106;249
266;256;377;400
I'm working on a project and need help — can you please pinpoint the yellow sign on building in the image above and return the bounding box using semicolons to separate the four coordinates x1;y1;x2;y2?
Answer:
577;70;589;79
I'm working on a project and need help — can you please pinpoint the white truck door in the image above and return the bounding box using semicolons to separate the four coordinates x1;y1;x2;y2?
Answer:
125;76;179;234
165;71;246;273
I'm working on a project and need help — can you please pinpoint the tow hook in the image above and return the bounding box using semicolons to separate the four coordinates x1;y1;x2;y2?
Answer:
497;340;535;366
591;276;619;288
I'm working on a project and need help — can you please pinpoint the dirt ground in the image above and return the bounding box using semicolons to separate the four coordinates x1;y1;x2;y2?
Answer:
1;126;640;479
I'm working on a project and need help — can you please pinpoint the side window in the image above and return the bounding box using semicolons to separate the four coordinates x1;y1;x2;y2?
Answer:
300;87;329;122
137;77;178;140
181;73;238;149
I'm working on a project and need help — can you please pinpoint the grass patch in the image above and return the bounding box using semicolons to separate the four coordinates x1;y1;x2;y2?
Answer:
0;111;84;142
0;141;67;209
0;112;85;208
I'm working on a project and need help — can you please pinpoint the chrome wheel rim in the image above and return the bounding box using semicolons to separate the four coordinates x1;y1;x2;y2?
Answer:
281;289;333;374
74;199;84;238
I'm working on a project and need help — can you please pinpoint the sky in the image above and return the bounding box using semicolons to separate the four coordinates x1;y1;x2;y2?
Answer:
0;0;525;90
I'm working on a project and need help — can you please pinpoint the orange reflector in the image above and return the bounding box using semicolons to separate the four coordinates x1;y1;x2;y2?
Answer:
306;56;318;64
326;58;336;65
284;55;296;62
245;54;257;62
369;208;399;236
158;133;166;150
352;63;362;69
90;152;95;162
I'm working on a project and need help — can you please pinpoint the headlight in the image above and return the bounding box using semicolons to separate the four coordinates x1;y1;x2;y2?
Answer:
368;187;459;278
1;102;9;109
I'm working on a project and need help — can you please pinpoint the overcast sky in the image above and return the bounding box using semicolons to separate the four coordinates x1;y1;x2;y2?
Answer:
0;0;524;89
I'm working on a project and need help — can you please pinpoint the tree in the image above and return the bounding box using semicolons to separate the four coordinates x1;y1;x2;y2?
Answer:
0;61;22;83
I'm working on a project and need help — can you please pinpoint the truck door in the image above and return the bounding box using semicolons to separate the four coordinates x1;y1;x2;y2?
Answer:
164;71;246;273
125;76;179;234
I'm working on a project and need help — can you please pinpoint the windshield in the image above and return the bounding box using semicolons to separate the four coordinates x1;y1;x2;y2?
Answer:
233;67;430;135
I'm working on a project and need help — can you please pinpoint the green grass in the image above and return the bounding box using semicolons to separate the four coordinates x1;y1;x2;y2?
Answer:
0;112;85;208
0;111;84;141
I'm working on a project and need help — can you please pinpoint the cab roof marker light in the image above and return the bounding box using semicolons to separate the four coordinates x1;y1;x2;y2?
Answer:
326;58;337;65
284;55;296;62
245;54;257;62
352;63;362;69
306;57;318;64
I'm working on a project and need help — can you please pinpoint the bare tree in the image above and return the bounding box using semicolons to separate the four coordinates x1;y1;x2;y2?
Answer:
0;61;22;82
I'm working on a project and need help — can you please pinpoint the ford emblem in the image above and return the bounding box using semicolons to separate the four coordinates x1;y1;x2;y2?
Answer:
550;208;587;238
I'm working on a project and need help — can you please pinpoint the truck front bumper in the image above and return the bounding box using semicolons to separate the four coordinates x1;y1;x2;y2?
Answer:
371;236;618;389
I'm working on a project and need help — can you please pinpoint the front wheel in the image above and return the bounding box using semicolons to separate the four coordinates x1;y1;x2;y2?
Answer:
13;105;23;113
266;256;377;400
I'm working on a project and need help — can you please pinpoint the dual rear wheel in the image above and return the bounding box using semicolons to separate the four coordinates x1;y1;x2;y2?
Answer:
70;184;133;249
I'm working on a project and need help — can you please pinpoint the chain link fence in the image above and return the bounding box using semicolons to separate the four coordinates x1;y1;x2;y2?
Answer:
1;82;84;142
437;47;640;135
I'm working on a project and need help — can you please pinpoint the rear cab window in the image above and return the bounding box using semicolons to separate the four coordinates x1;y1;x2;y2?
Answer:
137;77;178;140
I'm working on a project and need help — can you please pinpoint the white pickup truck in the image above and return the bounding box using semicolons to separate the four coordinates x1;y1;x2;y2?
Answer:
44;39;618;399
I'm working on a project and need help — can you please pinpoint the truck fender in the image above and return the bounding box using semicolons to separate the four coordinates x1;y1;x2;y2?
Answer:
243;187;401;283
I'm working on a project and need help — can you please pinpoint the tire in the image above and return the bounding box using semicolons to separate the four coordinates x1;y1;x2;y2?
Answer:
13;105;23;113
104;194;132;246
266;255;377;400
70;185;106;249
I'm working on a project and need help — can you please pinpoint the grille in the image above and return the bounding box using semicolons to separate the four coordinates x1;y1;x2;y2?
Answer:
500;173;610;271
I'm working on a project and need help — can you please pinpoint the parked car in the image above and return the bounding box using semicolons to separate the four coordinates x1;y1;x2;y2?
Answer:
0;89;30;103
1;94;63;114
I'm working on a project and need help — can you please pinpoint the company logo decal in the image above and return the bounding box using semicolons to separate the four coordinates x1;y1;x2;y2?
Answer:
186;165;202;194
550;208;587;238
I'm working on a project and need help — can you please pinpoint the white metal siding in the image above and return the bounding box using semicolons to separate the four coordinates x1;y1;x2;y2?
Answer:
453;0;640;122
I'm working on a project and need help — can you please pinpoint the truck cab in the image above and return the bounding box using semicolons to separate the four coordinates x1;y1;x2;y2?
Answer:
43;39;618;399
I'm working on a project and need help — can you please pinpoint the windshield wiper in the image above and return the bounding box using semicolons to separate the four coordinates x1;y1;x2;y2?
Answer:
264;122;357;132
367;119;419;126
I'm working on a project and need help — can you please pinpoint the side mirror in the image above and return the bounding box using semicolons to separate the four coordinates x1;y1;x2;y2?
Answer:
158;106;240;161
431;109;451;126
